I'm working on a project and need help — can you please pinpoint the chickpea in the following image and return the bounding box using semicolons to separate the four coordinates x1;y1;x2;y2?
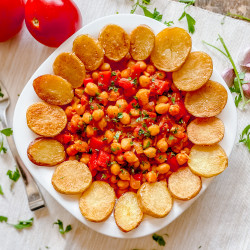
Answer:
116;99;128;112
65;106;74;120
86;125;95;137
74;87;85;98
140;161;150;171
74;140;88;152
137;61;147;71
108;90;119;102
84;82;99;96
115;154;125;164
133;160;140;168
121;138;132;151
92;109;104;121
148;124;160;136
156;95;169;104
106;105;119;118
182;147;190;155
124;151;139;163
156;71;166;80
66;145;78;156
121;68;131;78
143;138;152;149
104;130;115;143
75;104;85;116
156;138;168;152
169;104;180;116
155;103;170;114
98;117;107;130
151;165;157;172
176;153;189;165
156;163;170;174
111;142;122;154
139;75;150;88
110;175;118;184
127;59;136;68
130;108;140;117
119;169;130;181
100;63;111;71
144;147;157;158
111;163;121;175
146;65;156;75
117;180;130;189
155;153;167;163
71;96;80;106
130;176;141;190
98;91;109;106
145;171;157;183
92;71;99;82
120;112;131;125
136;89;150;106
80;153;90;164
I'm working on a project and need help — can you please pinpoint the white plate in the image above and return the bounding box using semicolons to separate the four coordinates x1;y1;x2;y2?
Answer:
13;14;237;238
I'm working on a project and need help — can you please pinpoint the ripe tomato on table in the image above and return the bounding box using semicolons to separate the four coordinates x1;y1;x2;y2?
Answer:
25;0;82;47
0;0;25;42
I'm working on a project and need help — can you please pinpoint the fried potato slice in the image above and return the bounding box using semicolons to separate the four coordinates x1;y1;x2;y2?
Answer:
79;181;116;222
151;27;192;72
114;192;143;232
99;24;130;62
26;102;67;137
52;160;92;194
33;74;74;105
53;52;86;88
184;80;228;117
73;34;104;71
27;138;66;166
172;51;213;91
188;145;228;178
168;167;202;200
137;181;172;218
187;117;225;145
130;25;155;60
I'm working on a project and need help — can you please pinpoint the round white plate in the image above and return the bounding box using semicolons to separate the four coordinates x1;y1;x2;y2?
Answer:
13;14;237;238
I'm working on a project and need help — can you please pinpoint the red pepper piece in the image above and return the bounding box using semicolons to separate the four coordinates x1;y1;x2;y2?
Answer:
80;94;89;105
55;133;71;144
97;150;111;168
98;71;111;90
89;137;105;150
111;70;121;84
95;171;111;182
133;173;143;181
130;63;143;79
167;154;179;172
125;99;138;113
88;152;98;176
118;78;134;90
150;79;171;95
83;78;94;86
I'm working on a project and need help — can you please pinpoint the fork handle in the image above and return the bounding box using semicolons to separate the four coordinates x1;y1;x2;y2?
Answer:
0;118;45;211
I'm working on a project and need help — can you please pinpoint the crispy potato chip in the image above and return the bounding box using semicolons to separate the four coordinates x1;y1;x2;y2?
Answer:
27;138;66;166
33;74;74;105
99;24;130;62
168;167;201;200
26;102;67;137
188;145;228;178
137;181;172;218
130;25;155;60
114;192;143;232
151;27;192;72
52;160;92;194
187;117;225;145
172;51;213;91
53;52;86;88
79;181;116;222
184;80;228;117
73;34;104;71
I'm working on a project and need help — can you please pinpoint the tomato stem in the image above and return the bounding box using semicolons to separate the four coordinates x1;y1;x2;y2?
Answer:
32;18;39;28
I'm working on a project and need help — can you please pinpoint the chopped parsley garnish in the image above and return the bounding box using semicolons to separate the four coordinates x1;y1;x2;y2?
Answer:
54;219;72;235
138;129;150;137
6;168;20;182
0;216;8;222
117;112;124;119
101;174;107;179
1;128;13;136
111;148;117;152
168;135;175;141
132;103;140;109
89;97;93;103
239;125;250;151
133;96;138;100
128;77;132;80
0;87;4;98
136;117;141;122
12;218;34;230
102;137;108;141
0;185;3;195
111;71;117;76
144;141;151;149
171;97;176;104
114;132;121;141
179;118;184;124
152;233;166;246
90;105;94;110
164;20;174;26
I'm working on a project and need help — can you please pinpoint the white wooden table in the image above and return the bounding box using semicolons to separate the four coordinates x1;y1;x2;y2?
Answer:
0;1;249;249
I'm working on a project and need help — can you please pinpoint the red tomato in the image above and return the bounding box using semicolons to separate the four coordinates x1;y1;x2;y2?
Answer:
25;0;82;47
0;0;25;42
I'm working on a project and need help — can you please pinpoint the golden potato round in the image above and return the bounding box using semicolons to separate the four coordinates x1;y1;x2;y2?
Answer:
184;80;228;117
26;102;67;137
172;51;213;91
151;27;192;72
168;167;202;200
73;34;104;71
130;25;155;60
79;181;115;222
137;181;172;218
188;145;228;178
27;138;66;166
52;160;92;195
53;52;86;88
114;192;143;232
33;74;74;105
98;24;130;62
187;117;225;145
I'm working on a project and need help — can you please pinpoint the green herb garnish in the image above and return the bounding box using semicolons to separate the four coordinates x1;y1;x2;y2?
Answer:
0;185;3;195
226;12;250;22
12;218;34;230
239;125;250;151
152;233;166;246
6;168;20;182
0;216;8;222
54;219;72;235
117;113;124;119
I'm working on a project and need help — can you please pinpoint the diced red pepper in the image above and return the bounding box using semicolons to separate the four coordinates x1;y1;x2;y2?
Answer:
125;99;138;113
118;78;134;90
80;94;88;105
175;100;189;120
89;137;105;150
97;150;111;168
150;79;171;95
130;63;143;79
111;70;121;84
98;71;111;90
55;133;71;144
83;78;94;86
88;152;98;176
133;173;143;181
124;87;137;97
167;153;179;172
95;171;111;182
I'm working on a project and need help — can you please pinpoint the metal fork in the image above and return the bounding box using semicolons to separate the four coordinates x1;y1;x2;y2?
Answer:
0;80;45;211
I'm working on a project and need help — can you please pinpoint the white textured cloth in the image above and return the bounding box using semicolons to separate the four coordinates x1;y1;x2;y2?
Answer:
0;1;249;249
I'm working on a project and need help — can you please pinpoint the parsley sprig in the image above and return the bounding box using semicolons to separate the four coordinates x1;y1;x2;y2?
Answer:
152;233;166;246
0;216;34;230
54;219;72;235
6;168;20;182
0;87;4;98
239;125;250;151
0;128;13;153
0;185;4;195
226;12;250;22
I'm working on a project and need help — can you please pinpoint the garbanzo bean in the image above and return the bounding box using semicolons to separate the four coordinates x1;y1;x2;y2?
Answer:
144;147;157;158
121;68;131;78
117;180;130;189
84;82;99;96
110;175;118;183
143;138;152;149
169;104;180;116
111;142;121;154
136;89;150;106
92;71;99;82
155;103;170;114
98;91;108;106
148;124;160;136
116;154;125;164
119;169;130;181
121;138;132;151
156;138;168;152
145;171;157;182
130;108;140;117
92;109;104;121
127;59;136;68
155;153;167;163
156;95;169;104
146;65;156;75
124;151;138;163
75;104;85;116
137;61;147;71
140;161;150;171
133;160;140;168
139;75;150;87
156;71;166;80
100;63;111;71
86;125;95;137
116;99;128;112
111;163;121;175
156;163;170;174
104;130;115;143
108;90;119;101
120;112;131;125
98;117;107;130
80;153;90;164
106;105;119;118
176;153;189;165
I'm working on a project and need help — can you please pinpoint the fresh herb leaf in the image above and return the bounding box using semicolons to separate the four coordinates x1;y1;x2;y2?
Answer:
171;97;176;104
168;135;175;141
144;141;151;149
0;128;13;136
111;71;117;76
54;219;72;235
102;137;108;141
0;88;4;98
0;185;4;195
179;0;195;4
239;125;250;151
114;132;121;141
101;173;107;179
117;112;124;119
164;20;174;26
226;12;250;22
152;233;166;246
6;168;20;182
12;218;34;230
0;216;8;222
